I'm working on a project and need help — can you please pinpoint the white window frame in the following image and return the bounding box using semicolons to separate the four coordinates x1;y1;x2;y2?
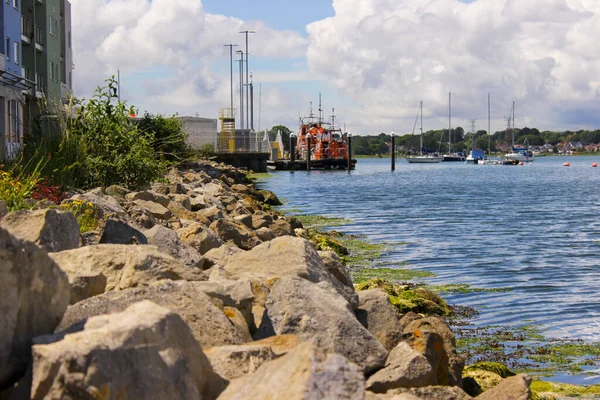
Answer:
13;41;18;65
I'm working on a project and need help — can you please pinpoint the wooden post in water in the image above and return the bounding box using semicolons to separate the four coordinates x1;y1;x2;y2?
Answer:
347;133;352;170
306;134;311;171
391;132;396;171
290;134;296;164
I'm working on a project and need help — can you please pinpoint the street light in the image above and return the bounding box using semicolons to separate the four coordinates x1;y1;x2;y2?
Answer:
223;44;238;112
239;30;256;131
236;50;244;130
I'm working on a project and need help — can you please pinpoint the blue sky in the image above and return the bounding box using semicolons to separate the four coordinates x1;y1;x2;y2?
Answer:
202;0;335;33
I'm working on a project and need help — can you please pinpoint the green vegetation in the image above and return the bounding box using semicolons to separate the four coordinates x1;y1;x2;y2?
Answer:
0;160;42;211
196;143;216;158
294;214;351;229
356;278;451;316
352;267;434;284
61;200;100;233
247;172;273;181
20;77;190;190
530;380;600;399
429;284;512;294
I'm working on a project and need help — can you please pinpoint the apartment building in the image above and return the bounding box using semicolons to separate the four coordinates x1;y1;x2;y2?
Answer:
0;0;72;160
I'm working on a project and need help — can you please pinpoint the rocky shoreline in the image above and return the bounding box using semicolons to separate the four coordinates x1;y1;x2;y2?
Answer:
1;160;532;399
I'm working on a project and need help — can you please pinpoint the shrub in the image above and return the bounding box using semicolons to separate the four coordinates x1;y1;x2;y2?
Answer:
135;113;190;162
197;143;216;158
0;161;42;212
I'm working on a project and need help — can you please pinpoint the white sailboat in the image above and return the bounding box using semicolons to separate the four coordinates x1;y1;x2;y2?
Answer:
503;102;535;163
442;92;465;162
406;101;443;164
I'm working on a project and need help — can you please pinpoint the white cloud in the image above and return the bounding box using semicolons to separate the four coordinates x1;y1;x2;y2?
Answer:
306;0;600;134
70;0;308;128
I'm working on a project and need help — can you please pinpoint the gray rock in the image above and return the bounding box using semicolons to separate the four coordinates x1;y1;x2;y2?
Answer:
210;218;262;250
178;222;224;255
205;345;277;380
255;227;276;242
234;214;253;229
268;219;294;237
224;236;358;309
255;277;388;374
403;317;463;387
402;329;449;387
126;205;158;229
203;244;243;268
0;228;70;389
32;301;226;400
1;209;80;253
258;189;282;205
383;386;472;400
49;244;206;303
104;185;131;198
126;190;170;207
366;342;436;393
189;195;207;211
145;224;204;269
99;218;148;245
169;193;192;211
319;250;354;288
218;342;364;400
57;280;250;348
356;289;404;351
133;199;173;220
477;374;531;400
68;187;128;218
251;212;273;229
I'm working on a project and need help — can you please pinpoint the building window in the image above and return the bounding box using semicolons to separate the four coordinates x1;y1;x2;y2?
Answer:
50;61;54;81
13;42;18;65
49;17;54;36
12;0;18;10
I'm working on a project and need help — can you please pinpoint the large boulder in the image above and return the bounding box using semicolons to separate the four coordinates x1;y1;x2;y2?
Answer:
203;244;243;268
205;344;277;380
99;218;148;245
68;187;127;219
356;289;404;351
403;317;464;387
255;277;387;374
401;329;449;387
477;374;532;400
258;189;282;206
57;280;250;348
49;244;206;303
1;209;80;252
268;219;294;237
366;342;436;393
209;218;262;250
145;224;204;269
31;301;226;400
125;190;170;207
133;199;173;220
0;200;8;220
375;386;472;400
217;342;364;400
178;222;224;255
224;236;358;308
0;228;70;389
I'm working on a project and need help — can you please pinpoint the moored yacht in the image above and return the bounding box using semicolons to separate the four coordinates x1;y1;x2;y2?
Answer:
406;101;443;164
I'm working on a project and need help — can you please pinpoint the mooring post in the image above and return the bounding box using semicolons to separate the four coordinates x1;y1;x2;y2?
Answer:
391;132;396;171
347;133;352;170
290;134;296;163
307;134;312;172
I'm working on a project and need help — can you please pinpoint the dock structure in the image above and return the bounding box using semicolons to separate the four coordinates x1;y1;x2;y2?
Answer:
214;108;270;172
268;158;357;171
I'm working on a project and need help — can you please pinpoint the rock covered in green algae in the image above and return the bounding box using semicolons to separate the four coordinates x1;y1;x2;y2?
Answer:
462;362;516;397
355;278;451;316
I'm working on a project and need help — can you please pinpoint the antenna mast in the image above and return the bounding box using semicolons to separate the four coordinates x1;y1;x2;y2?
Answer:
448;92;452;154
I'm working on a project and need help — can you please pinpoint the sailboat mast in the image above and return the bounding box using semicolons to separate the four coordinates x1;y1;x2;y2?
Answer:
488;93;491;154
420;101;423;155
512;101;515;146
448;92;452;154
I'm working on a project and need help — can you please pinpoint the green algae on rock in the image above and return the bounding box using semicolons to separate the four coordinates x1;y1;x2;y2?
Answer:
294;214;351;229
429;283;513;294
355;278;450;316
351;267;435;284
530;380;600;400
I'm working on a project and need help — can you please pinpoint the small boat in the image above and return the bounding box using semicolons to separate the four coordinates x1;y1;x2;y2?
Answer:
406;101;443;164
502;102;535;163
466;149;486;164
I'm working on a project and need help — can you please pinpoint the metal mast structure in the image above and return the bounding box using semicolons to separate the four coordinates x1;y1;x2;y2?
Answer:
224;44;238;112
239;30;256;131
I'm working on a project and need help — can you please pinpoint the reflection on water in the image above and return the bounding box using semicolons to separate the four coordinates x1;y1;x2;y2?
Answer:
260;156;600;342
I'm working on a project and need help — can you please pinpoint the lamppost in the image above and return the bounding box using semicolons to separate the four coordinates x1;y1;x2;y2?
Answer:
239;30;256;131
236;50;244;130
223;44;238;112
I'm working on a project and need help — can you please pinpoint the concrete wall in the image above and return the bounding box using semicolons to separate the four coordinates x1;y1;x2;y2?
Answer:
175;116;218;150
59;0;72;100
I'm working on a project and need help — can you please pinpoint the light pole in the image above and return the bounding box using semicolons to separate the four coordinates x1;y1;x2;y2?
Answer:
224;44;238;112
239;30;256;131
236;50;244;130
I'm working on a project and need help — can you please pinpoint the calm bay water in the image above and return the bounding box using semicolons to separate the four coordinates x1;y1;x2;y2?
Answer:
259;156;600;343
